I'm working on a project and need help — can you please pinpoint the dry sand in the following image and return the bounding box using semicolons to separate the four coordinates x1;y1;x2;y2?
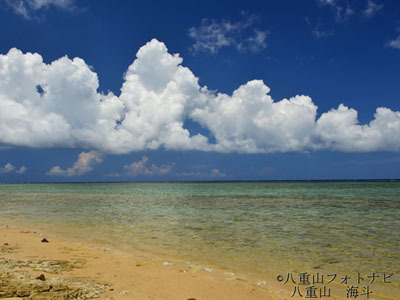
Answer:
0;224;349;300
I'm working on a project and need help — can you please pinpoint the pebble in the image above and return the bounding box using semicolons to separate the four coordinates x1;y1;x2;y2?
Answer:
41;238;49;243
119;290;131;295
35;274;46;281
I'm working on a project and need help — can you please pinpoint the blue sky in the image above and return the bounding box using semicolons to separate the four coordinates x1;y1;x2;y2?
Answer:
0;0;399;182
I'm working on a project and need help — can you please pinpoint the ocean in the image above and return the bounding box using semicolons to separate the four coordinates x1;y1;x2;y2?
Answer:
0;181;399;298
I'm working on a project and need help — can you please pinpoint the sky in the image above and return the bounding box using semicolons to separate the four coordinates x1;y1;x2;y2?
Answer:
0;0;399;182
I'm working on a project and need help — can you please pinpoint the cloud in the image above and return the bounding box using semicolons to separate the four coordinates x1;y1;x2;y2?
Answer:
124;156;174;176
188;14;267;54
305;17;333;39
387;35;400;50
15;166;27;174
312;0;382;38
316;0;382;21
210;168;226;177
47;150;102;176
257;167;275;175
178;168;227;178
312;28;332;39
0;163;26;174
0;39;400;154
316;0;353;22
363;0;383;18
0;163;15;174
192;83;321;153
4;0;74;19
318;0;336;4
316;105;400;152
109;156;175;177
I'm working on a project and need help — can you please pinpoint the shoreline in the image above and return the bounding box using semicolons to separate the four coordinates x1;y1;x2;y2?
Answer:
0;222;298;300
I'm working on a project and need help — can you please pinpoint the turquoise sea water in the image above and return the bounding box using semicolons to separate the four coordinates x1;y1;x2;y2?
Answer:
0;181;399;298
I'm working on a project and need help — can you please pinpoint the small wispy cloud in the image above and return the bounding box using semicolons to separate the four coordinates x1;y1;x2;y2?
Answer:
363;0;383;18
124;156;175;176
188;13;267;54
317;0;354;22
306;17;334;39
312;1;382;39
316;0;383;21
312;28;331;38
178;168;227;178
15;166;27;174
108;156;175;177
47;150;103;176
0;163;15;174
3;0;74;19
387;35;400;50
210;168;226;177
257;166;275;175
0;163;27;174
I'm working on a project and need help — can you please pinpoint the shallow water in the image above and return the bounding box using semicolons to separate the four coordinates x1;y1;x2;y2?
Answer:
0;181;399;298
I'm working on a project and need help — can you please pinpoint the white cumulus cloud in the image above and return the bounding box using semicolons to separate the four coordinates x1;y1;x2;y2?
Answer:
47;150;102;176
191;81;319;153
0;39;400;154
316;105;400;152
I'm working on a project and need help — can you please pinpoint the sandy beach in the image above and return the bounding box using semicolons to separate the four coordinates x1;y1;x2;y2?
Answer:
1;181;398;300
1;225;395;300
0;224;306;300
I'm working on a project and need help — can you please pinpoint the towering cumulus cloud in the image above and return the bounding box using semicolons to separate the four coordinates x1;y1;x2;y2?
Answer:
0;39;399;153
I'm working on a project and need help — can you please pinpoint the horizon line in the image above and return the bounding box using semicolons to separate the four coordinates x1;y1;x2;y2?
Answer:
1;178;399;184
